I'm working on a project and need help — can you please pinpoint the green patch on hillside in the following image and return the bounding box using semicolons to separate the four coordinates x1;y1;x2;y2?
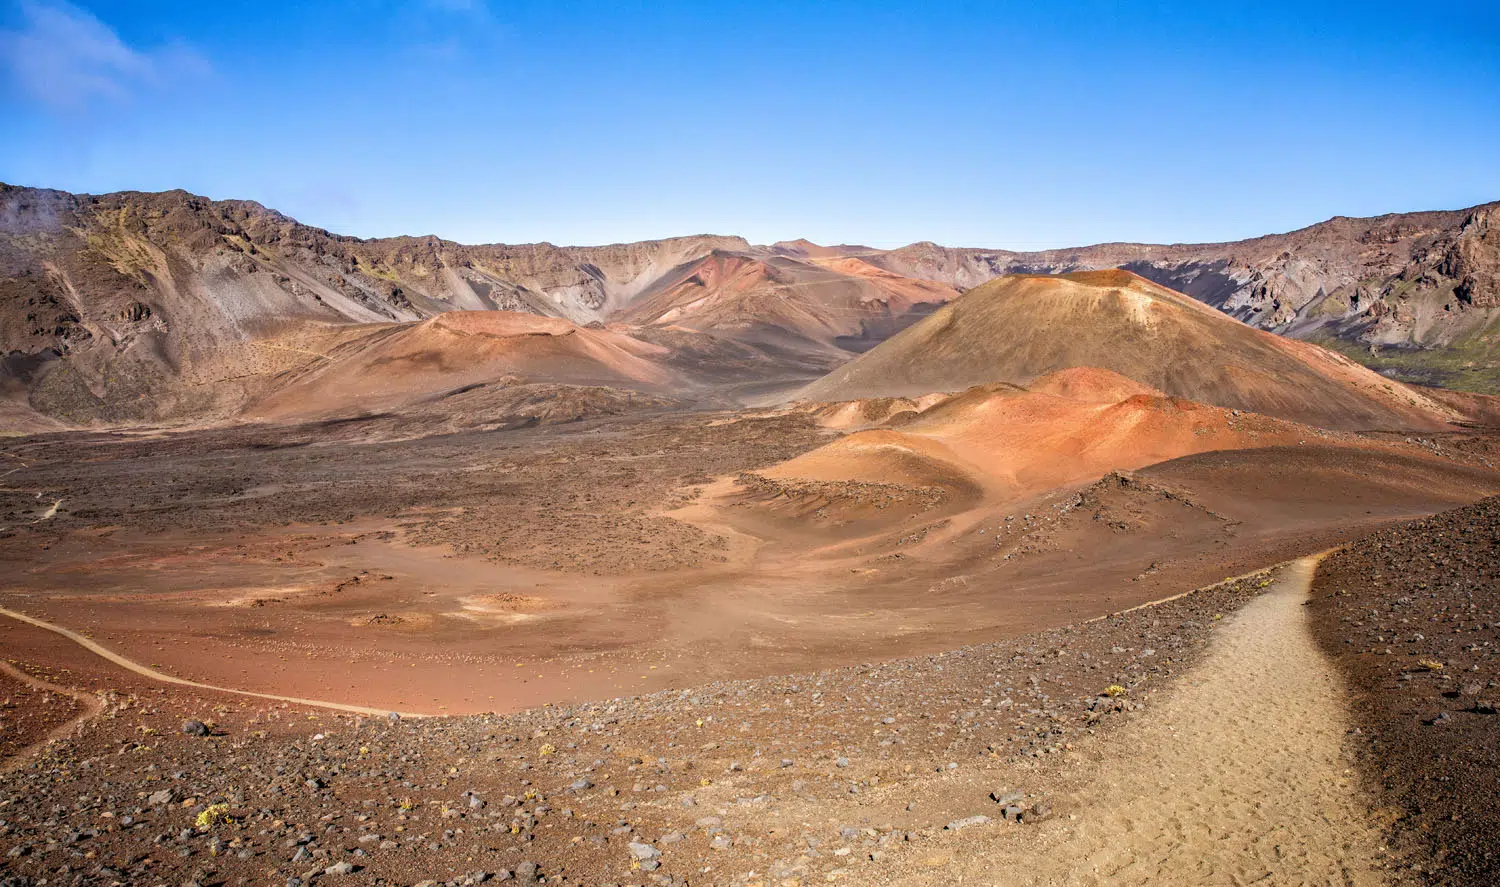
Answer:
1313;335;1500;395
355;258;402;283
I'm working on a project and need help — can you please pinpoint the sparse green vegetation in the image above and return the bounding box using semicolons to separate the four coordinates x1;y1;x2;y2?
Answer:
356;257;402;282
1312;335;1500;395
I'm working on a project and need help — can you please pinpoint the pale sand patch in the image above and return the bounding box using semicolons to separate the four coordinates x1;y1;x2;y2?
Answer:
447;592;558;625
911;555;1389;886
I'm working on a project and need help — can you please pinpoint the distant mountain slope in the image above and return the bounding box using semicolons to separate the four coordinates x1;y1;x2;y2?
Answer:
798;270;1463;432
0;184;952;425
616;251;955;354
862;202;1500;392
0;184;755;423
246;311;681;423
1;181;1496;427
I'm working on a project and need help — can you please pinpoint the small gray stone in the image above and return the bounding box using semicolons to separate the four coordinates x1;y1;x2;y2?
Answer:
945;815;991;831
181;720;209;737
324;860;356;875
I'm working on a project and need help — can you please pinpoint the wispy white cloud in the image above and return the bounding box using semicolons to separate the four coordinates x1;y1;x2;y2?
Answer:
0;0;210;108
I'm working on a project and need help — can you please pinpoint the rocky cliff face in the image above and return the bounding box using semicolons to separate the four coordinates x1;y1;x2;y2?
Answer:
0;185;749;423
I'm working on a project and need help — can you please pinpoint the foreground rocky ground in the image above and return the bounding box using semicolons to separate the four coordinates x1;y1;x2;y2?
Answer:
1311;496;1500;886
0;567;1277;886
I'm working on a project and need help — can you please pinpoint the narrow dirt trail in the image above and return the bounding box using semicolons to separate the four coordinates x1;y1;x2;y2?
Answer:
0;659;103;774
0;605;427;718
918;555;1390;886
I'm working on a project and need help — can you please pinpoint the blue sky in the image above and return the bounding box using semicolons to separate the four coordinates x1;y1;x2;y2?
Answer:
1;1;1497;249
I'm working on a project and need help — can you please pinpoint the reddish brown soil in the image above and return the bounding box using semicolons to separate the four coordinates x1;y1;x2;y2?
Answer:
2;399;1497;719
0;663;84;765
0;383;1495;885
0;565;1286;887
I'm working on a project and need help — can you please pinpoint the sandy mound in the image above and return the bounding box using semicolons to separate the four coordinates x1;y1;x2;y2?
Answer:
767;374;1324;505
247;311;677;421
1025;365;1164;402
760;428;982;493
797;271;1462;432
798;395;936;429
1411;384;1500;426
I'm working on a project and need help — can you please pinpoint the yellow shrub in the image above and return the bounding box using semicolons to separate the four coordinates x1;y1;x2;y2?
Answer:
195;803;230;830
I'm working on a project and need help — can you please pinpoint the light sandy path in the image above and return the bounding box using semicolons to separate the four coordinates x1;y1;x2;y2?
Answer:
0;605;428;718
0;658;103;774
916;555;1389;886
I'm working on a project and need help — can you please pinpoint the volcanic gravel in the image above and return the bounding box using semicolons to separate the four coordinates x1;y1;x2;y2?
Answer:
0;411;829;574
0;569;1277;886
1310;496;1500;886
0;669;85;767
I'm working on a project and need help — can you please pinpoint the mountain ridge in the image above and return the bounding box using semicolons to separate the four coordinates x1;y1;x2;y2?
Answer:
3;182;1499;427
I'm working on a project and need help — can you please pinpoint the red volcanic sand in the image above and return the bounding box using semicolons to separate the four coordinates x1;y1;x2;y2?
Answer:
248;311;675;421
768;368;1322;503
1025;365;1165;403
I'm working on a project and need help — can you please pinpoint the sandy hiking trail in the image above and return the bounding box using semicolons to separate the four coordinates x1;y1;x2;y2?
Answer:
0;604;424;718
0;658;103;774
912;555;1389;886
